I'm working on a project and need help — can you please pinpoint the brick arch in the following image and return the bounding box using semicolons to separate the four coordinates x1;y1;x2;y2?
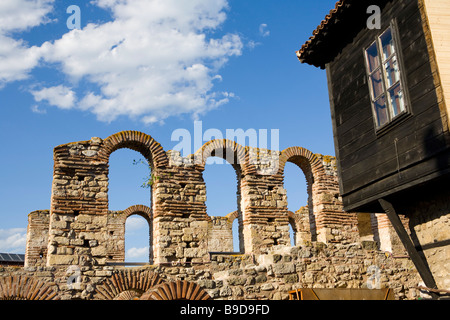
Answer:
114;205;153;263
0;276;59;300
99;130;169;169
197;140;248;253
287;210;298;228
94;269;163;300
140;280;211;300
195;139;254;174
225;210;239;223
278;147;325;183
123;204;152;223
225;210;244;253
279;147;326;241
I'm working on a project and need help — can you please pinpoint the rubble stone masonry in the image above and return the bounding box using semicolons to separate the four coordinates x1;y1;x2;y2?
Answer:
0;131;425;300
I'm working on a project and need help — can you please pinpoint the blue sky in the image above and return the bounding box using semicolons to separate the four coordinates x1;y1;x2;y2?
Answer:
0;0;337;261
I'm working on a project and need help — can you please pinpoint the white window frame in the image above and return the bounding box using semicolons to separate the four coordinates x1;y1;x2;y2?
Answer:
364;24;409;130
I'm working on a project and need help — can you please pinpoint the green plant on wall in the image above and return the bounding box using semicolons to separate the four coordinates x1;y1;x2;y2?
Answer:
133;159;172;188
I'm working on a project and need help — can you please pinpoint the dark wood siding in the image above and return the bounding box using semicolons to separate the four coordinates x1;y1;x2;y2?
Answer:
327;0;450;212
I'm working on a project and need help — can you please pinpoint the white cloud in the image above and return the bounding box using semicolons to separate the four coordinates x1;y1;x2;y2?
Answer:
31;85;76;109
125;215;148;232
259;23;270;37
0;35;42;87
247;40;261;50
0;0;54;33
0;228;27;253
0;1;55;87
31;104;47;114
34;0;243;123
126;247;149;260
0;0;243;123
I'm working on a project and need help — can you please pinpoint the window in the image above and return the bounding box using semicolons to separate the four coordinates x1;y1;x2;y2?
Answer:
365;27;407;129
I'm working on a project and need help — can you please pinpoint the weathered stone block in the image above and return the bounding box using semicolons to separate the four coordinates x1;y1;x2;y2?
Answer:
48;254;78;266
272;263;295;275
91;246;107;257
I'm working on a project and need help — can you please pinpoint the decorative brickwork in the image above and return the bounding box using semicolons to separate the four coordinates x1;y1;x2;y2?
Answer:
0;130;424;300
94;269;162;300
140;280;211;300
0;276;59;300
106;205;152;263
24;131;401;268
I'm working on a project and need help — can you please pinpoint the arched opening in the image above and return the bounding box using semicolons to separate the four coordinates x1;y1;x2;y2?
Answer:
124;214;151;263
284;162;310;245
232;218;240;252
108;149;151;211
289;223;296;246
108;148;152;264
203;156;243;253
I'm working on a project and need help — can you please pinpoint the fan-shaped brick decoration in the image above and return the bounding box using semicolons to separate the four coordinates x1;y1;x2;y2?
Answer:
113;290;141;300
0;276;58;300
140;280;211;300
94;269;163;300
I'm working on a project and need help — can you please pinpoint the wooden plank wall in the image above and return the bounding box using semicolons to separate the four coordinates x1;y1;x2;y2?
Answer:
327;0;449;210
421;0;450;132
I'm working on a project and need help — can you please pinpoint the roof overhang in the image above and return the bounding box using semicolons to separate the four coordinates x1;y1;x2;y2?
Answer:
297;0;391;69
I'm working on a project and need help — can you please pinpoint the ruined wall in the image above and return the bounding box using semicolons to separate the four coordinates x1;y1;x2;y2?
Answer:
106;205;153;263
1;242;421;300
208;215;235;253
1;130;427;300
24;210;50;267
39;131;366;268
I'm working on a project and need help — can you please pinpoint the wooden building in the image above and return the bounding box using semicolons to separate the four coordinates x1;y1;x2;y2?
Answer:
298;0;450;294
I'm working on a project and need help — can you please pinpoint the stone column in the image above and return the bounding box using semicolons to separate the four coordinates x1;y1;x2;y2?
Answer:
25;210;50;267
47;137;109;267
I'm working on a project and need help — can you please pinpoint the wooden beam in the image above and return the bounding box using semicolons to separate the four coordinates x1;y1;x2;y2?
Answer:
378;199;438;294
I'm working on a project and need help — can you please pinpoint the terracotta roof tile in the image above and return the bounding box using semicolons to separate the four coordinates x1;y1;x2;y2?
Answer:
296;0;347;64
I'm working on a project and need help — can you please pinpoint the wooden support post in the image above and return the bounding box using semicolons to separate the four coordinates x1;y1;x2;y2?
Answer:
378;199;438;296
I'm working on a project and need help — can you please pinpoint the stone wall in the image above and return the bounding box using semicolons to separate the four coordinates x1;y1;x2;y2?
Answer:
208;215;235;253
0;130;429;300
204;243;420;300
37;131;371;268
24;210;50;267
1;242;421;300
394;184;450;290
106;205;153;263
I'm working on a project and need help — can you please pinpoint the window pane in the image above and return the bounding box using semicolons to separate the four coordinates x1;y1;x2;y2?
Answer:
374;95;389;127
380;28;395;61
384;55;400;88
366;42;379;72
389;83;406;117
370;70;384;99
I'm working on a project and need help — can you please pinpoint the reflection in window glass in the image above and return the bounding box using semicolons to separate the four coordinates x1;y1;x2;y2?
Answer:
366;42;379;72
384;56;400;87
375;96;389;127
380;28;395;60
389;84;405;116
370;70;384;99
